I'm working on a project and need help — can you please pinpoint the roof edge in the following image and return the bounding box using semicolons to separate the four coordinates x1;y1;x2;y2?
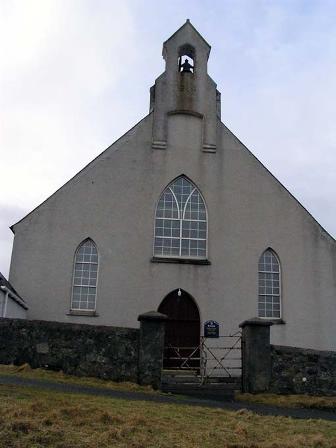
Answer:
11;113;152;233
220;120;336;245
163;19;211;50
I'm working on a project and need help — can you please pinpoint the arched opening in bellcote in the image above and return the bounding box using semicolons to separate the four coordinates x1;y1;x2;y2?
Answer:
178;44;195;73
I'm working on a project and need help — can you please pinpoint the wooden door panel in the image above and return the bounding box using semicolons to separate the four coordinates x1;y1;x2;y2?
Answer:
158;290;200;369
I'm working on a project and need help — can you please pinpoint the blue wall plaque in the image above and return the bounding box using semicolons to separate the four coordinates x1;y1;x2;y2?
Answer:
204;320;219;338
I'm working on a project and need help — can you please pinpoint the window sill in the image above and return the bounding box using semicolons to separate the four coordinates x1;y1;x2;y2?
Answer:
270;319;286;325
258;318;286;325
67;310;99;317
151;257;211;265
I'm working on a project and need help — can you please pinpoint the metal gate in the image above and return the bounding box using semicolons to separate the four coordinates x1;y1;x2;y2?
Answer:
162;330;242;384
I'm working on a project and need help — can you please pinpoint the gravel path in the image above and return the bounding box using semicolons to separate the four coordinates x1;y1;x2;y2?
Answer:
0;374;335;421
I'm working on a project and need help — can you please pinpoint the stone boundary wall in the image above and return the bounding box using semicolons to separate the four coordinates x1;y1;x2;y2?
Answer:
270;345;336;396
240;318;336;395
0;312;167;388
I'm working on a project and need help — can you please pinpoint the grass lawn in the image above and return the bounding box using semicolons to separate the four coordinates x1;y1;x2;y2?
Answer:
0;364;154;394
1;384;336;447
236;392;336;412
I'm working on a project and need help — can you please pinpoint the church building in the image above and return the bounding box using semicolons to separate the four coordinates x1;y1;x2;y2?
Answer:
8;21;336;354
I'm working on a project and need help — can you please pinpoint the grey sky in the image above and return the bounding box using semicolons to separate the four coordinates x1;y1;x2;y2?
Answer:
1;0;336;277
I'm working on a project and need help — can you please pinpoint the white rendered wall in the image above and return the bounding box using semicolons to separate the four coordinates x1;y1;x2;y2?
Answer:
9;112;336;351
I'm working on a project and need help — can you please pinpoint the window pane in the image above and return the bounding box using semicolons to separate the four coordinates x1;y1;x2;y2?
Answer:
198;240;206;249
181;239;189;248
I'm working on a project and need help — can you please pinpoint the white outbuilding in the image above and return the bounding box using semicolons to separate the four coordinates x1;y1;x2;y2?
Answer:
0;273;27;319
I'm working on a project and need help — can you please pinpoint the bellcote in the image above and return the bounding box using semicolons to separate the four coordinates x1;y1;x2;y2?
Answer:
162;19;210;76
150;20;221;152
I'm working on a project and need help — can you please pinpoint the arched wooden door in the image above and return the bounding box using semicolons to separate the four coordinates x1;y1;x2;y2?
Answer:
158;289;200;369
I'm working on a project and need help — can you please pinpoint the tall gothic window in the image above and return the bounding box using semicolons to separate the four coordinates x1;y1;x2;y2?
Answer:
258;249;281;319
154;176;207;258
71;239;98;311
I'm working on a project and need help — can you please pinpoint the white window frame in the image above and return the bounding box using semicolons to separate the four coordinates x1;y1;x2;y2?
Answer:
257;248;282;320
153;177;208;260
71;239;99;312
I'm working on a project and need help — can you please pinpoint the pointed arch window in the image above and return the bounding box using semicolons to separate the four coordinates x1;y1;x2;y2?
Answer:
71;239;98;311
258;249;281;319
154;176;207;258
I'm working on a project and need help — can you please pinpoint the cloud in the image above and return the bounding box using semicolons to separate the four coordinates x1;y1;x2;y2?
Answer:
0;0;137;209
0;0;138;274
1;0;336;276
204;0;336;239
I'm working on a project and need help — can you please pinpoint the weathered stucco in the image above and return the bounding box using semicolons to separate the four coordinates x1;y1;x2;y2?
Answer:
8;21;336;352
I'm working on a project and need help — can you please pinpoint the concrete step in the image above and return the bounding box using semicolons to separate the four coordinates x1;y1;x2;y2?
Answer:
162;383;239;391
162;379;241;387
161;383;237;400
161;372;241;401
162;376;201;384
161;373;241;386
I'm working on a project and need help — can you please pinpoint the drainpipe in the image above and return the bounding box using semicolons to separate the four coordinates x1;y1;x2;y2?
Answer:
1;289;9;317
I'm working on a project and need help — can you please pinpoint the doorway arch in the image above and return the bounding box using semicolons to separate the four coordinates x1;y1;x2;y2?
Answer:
158;289;200;369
